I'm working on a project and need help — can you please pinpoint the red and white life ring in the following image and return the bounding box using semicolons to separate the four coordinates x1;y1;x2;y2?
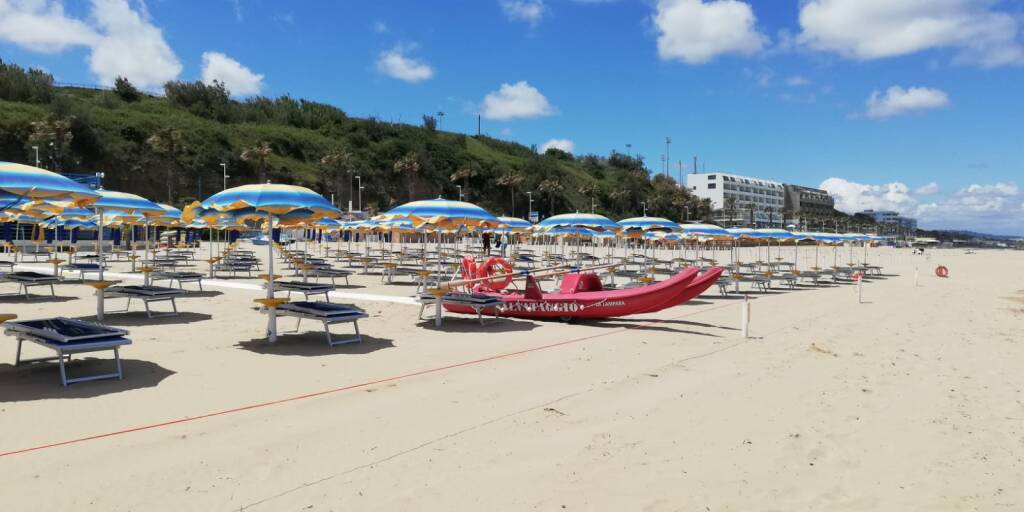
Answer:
852;271;865;281
475;257;514;291
935;265;949;278
460;256;477;281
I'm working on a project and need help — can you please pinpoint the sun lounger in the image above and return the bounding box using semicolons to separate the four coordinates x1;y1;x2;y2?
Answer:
275;301;367;346
304;267;351;285
212;262;256;277
274;281;336;301
58;262;106;280
150;271;205;290
4;317;131;386
105;285;186;318
0;271;59;298
0;261;13;272
417;292;502;326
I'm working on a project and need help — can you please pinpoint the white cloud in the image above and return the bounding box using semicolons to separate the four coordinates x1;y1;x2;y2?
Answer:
230;0;243;22
481;81;556;120
822;177;1024;234
373;21;388;34
201;52;264;96
0;0;99;52
653;0;766;65
785;75;810;87
864;86;949;119
0;0;182;89
797;0;1024;68
376;45;434;83
501;0;546;27
540;138;574;153
820;177;918;215
914;182;940;195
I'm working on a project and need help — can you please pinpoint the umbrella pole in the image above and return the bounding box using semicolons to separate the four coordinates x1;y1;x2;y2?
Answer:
96;207;106;321
266;213;278;342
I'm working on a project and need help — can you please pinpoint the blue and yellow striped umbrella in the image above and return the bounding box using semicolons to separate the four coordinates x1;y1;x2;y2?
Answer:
378;197;499;229
153;203;182;226
618;216;681;232
0;161;99;205
537;212;621;232
681;223;732;238
201;183;338;217
92;189;164;216
496;216;533;231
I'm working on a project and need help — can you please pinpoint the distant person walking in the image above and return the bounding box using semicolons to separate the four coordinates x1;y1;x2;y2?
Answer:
482;232;491;256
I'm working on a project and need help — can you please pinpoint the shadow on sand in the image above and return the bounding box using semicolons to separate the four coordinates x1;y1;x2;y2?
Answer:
235;334;395;356
73;311;213;327
0;358;174;401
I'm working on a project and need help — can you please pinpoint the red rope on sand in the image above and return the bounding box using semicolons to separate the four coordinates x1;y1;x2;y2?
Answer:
0;302;737;458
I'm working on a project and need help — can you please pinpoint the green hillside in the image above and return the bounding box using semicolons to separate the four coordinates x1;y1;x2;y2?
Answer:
0;59;710;221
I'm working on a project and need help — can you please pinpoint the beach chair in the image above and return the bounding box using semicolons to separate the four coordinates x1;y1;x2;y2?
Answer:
274;302;368;346
104;285;186;318
150;271;205;290
0;271;59;298
304;266;352;286
273;281;336;301
3;317;131;386
416;291;502;326
58;262;106;280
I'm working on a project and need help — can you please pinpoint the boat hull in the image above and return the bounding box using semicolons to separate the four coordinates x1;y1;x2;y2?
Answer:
443;267;717;320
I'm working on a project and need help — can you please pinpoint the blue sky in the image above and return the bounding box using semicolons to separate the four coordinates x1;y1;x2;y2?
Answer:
1;0;1023;233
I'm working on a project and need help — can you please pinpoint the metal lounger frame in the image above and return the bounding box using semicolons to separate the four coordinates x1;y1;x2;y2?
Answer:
7;331;129;386
275;309;367;346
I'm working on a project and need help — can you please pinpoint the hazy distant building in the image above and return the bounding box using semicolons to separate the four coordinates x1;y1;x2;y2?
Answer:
686;172;785;226
783;184;835;220
858;209;918;230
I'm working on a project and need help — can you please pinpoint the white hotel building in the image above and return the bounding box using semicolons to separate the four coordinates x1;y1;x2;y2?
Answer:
685;172;786;226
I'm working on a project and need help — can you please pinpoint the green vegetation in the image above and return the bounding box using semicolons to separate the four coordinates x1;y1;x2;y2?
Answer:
0;60;710;221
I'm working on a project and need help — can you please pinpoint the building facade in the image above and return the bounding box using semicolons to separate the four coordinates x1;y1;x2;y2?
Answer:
857;209;918;230
783;184;835;219
686;172;786;226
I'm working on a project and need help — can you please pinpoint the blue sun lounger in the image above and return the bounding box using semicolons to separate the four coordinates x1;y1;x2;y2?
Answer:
58;262;106;280
104;285;186;318
0;271;59;298
151;271;205;290
273;281;336;301
4;317;131;386
274;302;368;346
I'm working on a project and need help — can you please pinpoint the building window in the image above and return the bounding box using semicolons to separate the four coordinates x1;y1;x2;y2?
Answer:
707;183;717;189
708;174;716;180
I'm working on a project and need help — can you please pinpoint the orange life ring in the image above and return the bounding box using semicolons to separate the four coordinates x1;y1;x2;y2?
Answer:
460;256;477;281
935;265;949;278
475;257;514;291
852;271;864;281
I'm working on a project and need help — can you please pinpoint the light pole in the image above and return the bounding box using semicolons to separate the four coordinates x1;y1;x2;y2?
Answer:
457;185;463;202
665;136;671;177
641;201;647;217
355;176;362;212
527;191;533;218
220;163;229;190
625;143;632;158
31;146;39;167
95;172;105;188
437;111;445;130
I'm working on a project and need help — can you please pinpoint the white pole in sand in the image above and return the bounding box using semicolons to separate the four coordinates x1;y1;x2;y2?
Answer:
914;266;919;287
741;294;750;338
857;276;863;303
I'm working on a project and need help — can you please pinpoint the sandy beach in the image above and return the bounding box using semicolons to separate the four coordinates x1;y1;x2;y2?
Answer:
1;245;1022;511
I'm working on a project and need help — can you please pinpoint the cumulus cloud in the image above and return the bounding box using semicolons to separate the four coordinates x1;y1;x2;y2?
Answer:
820;177;918;215
481;81;556;120
201;52;264;96
539;138;574;153
785;75;810;86
0;0;182;89
864;86;949;119
797;0;1024;68
376;45;434;83
653;0;766;65
822;177;1024;234
914;182;940;195
501;0;546;27
0;0;98;52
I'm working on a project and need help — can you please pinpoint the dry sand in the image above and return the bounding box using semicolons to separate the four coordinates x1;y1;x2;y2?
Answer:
1;244;1022;511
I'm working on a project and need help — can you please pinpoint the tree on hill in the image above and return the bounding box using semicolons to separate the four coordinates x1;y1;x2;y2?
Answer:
393;153;420;202
241;142;273;184
320;150;353;207
27;115;73;171
496;169;524;217
113;77;141;103
146;128;185;203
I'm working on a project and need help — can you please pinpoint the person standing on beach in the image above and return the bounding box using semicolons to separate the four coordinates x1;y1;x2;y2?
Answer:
482;231;491;256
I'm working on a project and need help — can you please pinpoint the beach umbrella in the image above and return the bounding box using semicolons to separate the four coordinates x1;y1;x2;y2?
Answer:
199;183;339;342
496;216;532;231
379;197;499;229
0;162;99;206
537;212;620;231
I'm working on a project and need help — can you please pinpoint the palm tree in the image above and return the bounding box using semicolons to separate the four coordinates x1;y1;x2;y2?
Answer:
449;165;478;200
146;128;184;203
241;142;273;183
724;197;737;226
320;150;353;208
27;114;74;171
393;153;420;202
496;170;524;216
538;178;564;215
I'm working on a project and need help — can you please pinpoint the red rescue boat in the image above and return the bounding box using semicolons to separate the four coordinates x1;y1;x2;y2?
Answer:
443;267;722;320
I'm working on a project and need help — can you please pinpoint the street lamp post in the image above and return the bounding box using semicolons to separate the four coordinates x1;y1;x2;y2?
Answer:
641;201;647;217
625;143;632;158
220;163;229;190
31;146;39;167
437;111;445;130
355;175;363;212
457;185;463;202
665;137;672;177
527;192;533;219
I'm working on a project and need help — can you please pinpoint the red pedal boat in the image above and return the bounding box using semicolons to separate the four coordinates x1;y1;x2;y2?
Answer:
444;267;722;320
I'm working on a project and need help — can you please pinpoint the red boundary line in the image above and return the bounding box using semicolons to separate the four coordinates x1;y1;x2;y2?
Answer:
0;302;736;458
